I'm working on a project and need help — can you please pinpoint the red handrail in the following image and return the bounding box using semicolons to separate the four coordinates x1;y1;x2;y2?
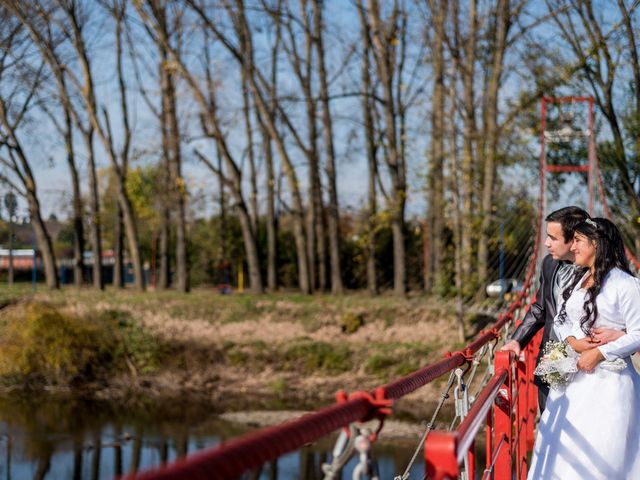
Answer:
424;326;542;480
424;367;509;480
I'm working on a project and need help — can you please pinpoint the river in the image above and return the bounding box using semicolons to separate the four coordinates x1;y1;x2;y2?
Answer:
0;393;426;479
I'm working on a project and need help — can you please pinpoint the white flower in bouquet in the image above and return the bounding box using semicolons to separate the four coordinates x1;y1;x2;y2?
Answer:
534;340;578;389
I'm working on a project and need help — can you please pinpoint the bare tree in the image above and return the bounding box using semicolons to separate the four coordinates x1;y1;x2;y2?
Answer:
367;0;407;295
357;0;378;296
312;0;344;294
185;0;312;293
257;0;283;292
155;1;189;292
7;0;105;290
425;0;446;294
55;0;145;290
241;47;259;236
449;0;478;292
136;2;263;293
476;0;511;290
0;22;58;288
278;1;324;292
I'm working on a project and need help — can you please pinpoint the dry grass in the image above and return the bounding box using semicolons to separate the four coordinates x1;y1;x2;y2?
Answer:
0;285;478;408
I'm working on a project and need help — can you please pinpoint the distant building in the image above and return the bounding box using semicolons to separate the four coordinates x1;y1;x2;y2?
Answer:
57;249;136;285
0;248;39;270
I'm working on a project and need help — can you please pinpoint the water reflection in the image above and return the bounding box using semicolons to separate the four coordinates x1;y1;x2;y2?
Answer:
0;394;424;479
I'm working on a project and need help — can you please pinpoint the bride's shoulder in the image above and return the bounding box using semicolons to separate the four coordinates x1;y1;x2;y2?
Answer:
606;268;640;291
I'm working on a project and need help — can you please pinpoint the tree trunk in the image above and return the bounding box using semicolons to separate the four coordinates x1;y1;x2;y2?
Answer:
358;1;378;295
63;97;85;287
158;38;172;290
237;203;263;293
448;67;466;342
297;0;320;292
113;204;124;288
258;112;277;291
265;136;278;292
459;0;477;291
241;66;259;234
158;206;170;289
477;0;509;291
368;0;406;295
82;130;104;290
165;59;189;292
426;0;445;294
29;198;59;289
313;0;343;294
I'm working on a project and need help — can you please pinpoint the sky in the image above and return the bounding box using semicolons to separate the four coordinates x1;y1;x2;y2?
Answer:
0;0;618;230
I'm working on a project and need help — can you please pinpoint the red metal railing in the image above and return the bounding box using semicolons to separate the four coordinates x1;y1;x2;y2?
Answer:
424;331;542;480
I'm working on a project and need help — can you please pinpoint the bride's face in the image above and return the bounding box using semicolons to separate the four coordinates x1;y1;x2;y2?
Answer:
571;232;596;268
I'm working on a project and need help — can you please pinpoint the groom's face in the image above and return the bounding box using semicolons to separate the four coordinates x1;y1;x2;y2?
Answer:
544;221;574;261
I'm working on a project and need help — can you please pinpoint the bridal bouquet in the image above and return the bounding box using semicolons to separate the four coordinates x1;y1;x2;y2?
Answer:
534;340;578;389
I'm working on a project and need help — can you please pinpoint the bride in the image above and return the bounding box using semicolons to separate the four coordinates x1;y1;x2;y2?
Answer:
528;217;640;479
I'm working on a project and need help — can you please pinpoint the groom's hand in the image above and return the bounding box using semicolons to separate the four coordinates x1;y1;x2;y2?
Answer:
577;348;605;372
500;340;521;356
566;336;601;353
590;327;624;344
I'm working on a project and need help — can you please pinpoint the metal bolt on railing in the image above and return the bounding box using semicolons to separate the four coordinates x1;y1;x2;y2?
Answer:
352;428;379;480
322;425;357;480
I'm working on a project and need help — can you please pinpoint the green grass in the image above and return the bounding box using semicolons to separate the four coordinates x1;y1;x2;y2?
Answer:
364;342;438;379
282;340;353;374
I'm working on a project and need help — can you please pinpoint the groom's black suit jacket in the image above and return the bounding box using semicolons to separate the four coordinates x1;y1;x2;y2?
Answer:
511;254;562;394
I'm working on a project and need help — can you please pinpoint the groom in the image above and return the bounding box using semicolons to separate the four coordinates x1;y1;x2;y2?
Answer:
500;206;589;411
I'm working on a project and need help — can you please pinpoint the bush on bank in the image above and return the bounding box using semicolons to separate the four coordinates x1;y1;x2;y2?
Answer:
0;302;162;386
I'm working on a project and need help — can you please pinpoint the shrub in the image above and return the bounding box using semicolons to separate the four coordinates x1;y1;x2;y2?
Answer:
340;311;365;334
283;341;353;374
97;309;163;375
0;303;112;384
0;303;164;386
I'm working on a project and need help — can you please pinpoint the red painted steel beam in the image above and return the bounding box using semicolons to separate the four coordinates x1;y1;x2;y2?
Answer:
456;368;509;458
516;355;528;480
493;351;514;478
424;369;508;480
542;96;592;103
545;165;589;173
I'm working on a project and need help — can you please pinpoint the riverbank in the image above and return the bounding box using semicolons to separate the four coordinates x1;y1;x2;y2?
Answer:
0;286;485;419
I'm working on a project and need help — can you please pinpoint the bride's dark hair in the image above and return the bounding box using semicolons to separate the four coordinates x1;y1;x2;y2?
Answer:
557;217;633;335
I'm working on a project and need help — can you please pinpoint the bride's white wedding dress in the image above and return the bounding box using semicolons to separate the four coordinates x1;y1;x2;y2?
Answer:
528;268;640;480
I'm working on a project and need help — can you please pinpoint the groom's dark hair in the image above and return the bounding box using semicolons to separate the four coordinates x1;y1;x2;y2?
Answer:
545;206;589;243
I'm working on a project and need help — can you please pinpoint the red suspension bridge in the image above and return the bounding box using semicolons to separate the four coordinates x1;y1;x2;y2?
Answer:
127;97;640;480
